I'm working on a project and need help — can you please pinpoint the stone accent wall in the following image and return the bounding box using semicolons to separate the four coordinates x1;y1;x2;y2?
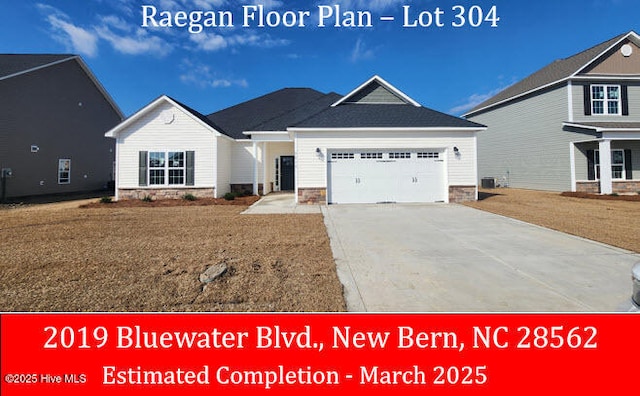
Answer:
613;180;640;193
118;188;215;200
576;181;600;194
298;188;326;204
576;181;640;194
449;185;477;203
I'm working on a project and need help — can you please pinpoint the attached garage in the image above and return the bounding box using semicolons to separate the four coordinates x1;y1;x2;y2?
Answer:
327;149;446;204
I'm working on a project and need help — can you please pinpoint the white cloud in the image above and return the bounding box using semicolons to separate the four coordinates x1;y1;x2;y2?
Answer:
190;32;229;51
37;4;99;57
96;26;173;56
179;60;248;88
449;87;507;115
327;0;407;12
350;38;374;62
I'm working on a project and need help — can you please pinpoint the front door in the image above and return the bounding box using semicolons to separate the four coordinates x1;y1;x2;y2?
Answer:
280;156;295;191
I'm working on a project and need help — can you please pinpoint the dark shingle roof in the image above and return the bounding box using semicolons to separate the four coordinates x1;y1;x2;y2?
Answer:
0;54;75;79
207;88;328;139
466;33;629;116
252;92;342;131
294;103;485;129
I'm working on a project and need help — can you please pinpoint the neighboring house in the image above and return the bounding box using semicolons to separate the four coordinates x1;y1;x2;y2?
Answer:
0;54;123;200
105;75;485;204
465;31;640;194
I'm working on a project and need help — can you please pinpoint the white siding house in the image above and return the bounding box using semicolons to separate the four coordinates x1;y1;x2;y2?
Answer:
106;76;485;204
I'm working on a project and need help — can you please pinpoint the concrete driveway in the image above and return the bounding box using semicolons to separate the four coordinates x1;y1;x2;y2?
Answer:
322;204;640;312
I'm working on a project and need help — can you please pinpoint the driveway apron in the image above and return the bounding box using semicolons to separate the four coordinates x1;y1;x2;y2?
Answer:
322;204;639;312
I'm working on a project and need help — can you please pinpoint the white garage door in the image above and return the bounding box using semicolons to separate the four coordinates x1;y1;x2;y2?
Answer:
327;149;446;204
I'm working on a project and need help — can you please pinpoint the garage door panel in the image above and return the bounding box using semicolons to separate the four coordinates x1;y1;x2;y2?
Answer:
328;149;445;204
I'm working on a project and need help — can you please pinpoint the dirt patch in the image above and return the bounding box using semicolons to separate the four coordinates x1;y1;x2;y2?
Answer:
80;195;261;208
0;202;345;312
465;188;640;253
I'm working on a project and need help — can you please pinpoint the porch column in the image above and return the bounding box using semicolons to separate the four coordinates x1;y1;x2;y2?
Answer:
599;139;613;194
252;142;258;195
569;142;576;192
262;142;268;195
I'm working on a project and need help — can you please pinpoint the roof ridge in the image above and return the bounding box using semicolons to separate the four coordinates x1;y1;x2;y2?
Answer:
206;87;320;116
249;92;337;131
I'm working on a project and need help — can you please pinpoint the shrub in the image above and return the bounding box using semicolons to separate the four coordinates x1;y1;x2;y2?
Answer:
609;193;619;197
141;195;153;202
223;192;236;201
183;193;197;201
100;196;113;204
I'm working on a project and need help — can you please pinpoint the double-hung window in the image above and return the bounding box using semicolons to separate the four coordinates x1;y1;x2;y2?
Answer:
591;85;621;115
58;159;71;184
149;151;185;185
594;149;625;180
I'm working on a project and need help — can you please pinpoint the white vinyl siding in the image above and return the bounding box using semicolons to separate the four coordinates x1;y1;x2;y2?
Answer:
295;130;477;189
230;141;261;184
469;85;573;191
115;101;216;189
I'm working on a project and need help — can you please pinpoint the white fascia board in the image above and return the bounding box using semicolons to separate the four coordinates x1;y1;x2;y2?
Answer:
105;96;224;138
572;75;640;81
564;122;640;135
331;75;421;107
574;31;640;76
602;131;640;139
464;79;570;117
288;127;487;133
465;31;640;118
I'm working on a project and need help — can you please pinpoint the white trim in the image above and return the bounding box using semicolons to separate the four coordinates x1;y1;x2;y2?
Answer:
114;141;120;201
57;158;71;185
465;31;640;117
563;122;640;134
602;131;640;139
105;95;228;139
252;142;258;195
589;84;622;116
571;75;640;81
262;143;268;195
598;140;613;194
567;80;574;123
294;131;299;204
331;75;421;107
569;142;576;192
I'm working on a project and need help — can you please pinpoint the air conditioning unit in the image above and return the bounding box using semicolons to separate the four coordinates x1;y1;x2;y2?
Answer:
481;177;496;189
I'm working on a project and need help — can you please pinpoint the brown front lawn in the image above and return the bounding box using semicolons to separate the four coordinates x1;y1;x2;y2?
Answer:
0;201;345;312
464;188;640;253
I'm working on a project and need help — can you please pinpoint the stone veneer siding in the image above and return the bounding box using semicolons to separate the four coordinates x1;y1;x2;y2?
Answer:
298;188;326;204
449;186;477;203
118;188;215;200
576;180;640;194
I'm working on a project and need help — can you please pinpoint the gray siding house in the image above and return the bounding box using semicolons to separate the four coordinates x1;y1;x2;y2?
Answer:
466;31;640;194
0;54;123;200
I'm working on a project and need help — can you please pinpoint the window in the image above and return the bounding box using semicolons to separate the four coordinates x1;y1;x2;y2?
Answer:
591;85;620;115
361;152;383;159
331;153;354;159
417;152;439;159
594;149;625;180
148;151;185;185
58;159;71;184
389;152;411;159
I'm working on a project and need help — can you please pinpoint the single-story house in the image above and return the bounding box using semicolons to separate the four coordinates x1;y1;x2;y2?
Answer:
105;75;485;204
0;54;123;200
465;31;640;194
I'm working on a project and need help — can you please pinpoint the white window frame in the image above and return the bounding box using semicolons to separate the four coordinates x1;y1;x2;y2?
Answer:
594;149;625;180
591;84;621;116
58;159;71;184
148;151;186;186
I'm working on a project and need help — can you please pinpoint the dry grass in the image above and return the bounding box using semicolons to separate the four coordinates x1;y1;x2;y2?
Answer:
464;188;640;253
0;201;346;312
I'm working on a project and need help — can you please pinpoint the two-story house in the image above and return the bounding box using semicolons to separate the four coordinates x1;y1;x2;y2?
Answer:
465;31;640;195
0;54;123;200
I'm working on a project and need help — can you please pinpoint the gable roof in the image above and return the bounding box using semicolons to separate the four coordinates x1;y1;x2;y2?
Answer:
105;95;226;138
332;75;420;107
207;88;329;139
465;31;639;117
0;53;124;119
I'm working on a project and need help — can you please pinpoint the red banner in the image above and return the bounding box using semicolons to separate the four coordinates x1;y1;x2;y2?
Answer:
1;313;636;394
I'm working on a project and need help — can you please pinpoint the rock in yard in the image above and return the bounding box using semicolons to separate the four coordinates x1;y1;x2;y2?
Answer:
199;263;227;283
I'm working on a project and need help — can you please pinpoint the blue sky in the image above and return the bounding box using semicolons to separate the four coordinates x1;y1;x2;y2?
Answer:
2;1;638;117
